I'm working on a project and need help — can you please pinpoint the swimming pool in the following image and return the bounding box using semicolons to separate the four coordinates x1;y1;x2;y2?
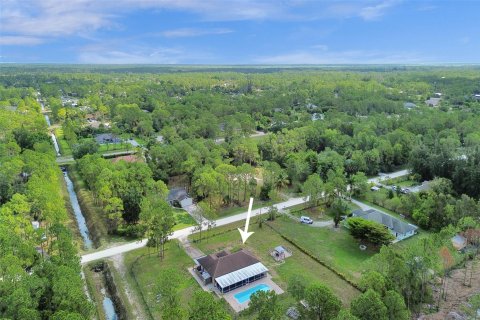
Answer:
234;283;271;304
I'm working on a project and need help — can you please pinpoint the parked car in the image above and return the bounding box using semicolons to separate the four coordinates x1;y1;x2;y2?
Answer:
401;187;410;194
300;216;313;224
371;186;380;191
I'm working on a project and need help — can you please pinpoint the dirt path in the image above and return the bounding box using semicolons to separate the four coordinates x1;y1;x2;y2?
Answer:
421;258;480;319
178;236;205;259
109;254;149;320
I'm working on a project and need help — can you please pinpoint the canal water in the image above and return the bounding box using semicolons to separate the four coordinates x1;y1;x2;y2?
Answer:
63;171;93;250
102;295;119;320
40;100;61;156
40;95;119;320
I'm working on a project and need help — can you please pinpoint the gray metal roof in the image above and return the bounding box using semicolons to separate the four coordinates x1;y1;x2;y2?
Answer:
215;262;268;288
274;246;286;254
352;209;418;235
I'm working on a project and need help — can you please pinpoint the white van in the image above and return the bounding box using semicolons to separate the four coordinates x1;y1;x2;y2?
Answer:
300;216;313;224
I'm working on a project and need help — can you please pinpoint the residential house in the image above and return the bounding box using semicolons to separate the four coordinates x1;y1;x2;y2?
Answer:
351;209;418;241
167;187;192;207
95;133;122;144
194;249;268;293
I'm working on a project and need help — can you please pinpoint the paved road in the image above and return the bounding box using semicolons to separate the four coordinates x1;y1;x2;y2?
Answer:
368;169;410;185
56;150;137;164
81;169;409;264
81;196;305;264
281;208;334;227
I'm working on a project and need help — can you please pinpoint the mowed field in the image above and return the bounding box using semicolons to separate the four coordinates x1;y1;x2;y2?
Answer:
124;242;202;319
268;217;375;282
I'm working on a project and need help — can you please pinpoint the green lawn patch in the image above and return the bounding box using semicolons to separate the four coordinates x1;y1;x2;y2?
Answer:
215;199;274;218
289;201;361;221
97;142;132;153
267;217;375;283
124;241;204;319
55;127;73;156
173;208;196;230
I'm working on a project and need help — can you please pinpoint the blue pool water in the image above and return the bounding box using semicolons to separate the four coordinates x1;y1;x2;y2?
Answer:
234;283;271;304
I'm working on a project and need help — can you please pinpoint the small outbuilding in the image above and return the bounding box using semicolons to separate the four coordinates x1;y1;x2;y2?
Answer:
270;245;292;262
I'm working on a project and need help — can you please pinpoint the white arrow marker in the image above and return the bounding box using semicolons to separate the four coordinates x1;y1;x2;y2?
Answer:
238;197;254;244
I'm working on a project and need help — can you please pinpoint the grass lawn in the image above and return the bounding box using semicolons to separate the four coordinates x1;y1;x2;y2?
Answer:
55;128;73;156
215;199;274;219
97;142;132;153
123;241;204;319
289;201;362;221
268;217;375;283
173;208;196;230
191;219;361;306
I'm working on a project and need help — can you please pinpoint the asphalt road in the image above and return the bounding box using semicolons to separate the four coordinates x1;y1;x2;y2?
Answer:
367;169;410;185
81;196;305;264
80;168;410;264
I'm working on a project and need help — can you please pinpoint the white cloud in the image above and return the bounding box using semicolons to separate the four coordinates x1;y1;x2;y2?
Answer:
76;41;216;64
311;44;329;51
323;1;401;21
0;0;283;46
255;48;432;64
159;28;233;38
0;36;44;45
79;48;182;64
1;0;403;48
359;0;401;21
1;0;114;37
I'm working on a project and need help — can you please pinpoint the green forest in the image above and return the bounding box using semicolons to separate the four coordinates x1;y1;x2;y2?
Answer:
1;65;479;319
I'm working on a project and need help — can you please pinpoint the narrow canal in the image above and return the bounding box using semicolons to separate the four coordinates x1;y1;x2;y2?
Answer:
39;94;120;320
63;170;93;250
39;100;61;156
102;289;119;320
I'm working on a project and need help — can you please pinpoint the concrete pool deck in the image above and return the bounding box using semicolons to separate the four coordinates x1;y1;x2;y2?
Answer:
222;274;284;312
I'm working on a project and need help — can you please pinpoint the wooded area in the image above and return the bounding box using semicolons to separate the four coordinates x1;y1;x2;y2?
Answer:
1;65;479;319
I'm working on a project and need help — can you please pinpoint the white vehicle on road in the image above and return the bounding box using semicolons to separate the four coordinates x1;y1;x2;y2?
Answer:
300;216;313;224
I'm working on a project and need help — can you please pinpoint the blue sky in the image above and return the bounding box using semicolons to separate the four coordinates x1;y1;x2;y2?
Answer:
1;0;479;64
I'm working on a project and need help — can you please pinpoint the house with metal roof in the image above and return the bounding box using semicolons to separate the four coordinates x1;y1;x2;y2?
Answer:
167;188;192;206
351;209;418;241
194;249;268;293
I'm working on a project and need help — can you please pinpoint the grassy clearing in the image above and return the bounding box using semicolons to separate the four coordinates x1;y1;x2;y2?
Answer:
289;201;361;221
173;208;196;230
97;142;132;153
55;127;73;156
268;217;375;283
123;241;202;319
215;199;274;218
191;218;361;306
